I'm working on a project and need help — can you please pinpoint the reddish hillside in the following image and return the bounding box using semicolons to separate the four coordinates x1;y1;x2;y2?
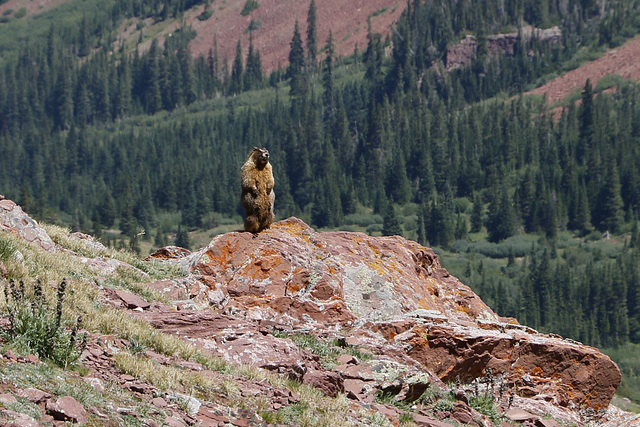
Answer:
527;35;640;103
185;0;404;72
0;0;67;17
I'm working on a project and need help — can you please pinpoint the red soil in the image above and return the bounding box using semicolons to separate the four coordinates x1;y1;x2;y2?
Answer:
527;35;640;104
185;0;405;72
0;0;67;18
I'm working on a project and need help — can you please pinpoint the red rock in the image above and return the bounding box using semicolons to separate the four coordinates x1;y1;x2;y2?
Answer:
144;217;622;413
17;388;50;403
231;417;250;427
25;353;39;364
400;321;621;410
145;246;192;260
343;379;374;402
412;413;452;426
302;369;344;397
46;396;89;424
0;198;56;251
505;408;538;422
134;310;321;381
0;394;17;404
163;415;187;427
0;409;40;427
83;377;105;394
107;289;151;310
371;403;399;418
4;350;17;361
152;397;168;408
336;354;357;365
170;217;496;325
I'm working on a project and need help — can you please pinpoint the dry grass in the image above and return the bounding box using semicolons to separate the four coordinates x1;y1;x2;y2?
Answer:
0;225;366;425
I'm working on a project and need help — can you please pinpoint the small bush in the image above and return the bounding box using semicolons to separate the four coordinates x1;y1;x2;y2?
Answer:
245;19;262;33
14;7;26;19
466;234;537;258
344;212;383;227
0;235;17;261
197;9;213;21
240;0;259;16
469;392;501;423
1;279;87;368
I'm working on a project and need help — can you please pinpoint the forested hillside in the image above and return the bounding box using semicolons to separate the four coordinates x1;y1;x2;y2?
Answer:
2;0;640;401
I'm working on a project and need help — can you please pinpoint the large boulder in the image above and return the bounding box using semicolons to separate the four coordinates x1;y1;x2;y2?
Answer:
146;217;621;411
154;217;499;325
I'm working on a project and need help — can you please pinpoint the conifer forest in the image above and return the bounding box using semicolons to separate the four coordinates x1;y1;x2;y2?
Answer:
2;0;640;402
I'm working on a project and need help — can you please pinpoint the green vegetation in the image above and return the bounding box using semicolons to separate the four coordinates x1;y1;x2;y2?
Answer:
241;0;259;16
1;279;87;368
273;331;373;369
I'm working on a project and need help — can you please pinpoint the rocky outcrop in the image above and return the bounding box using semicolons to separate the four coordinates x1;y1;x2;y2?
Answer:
0;198;628;425
149;217;499;325
0;196;55;251
145;217;621;414
445;25;563;71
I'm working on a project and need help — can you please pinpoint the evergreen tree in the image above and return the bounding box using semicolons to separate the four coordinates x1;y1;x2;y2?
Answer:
322;31;335;121
595;162;624;233
230;39;244;95
486;187;517;242
382;204;402;236
470;192;484;233
245;34;263;91
288;21;307;98
306;0;318;71
175;225;191;250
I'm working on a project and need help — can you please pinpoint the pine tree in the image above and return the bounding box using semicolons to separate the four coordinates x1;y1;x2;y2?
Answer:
322;31;335;121
245;33;263;91
306;0;318;71
175;225;191;250
577;79;594;165
288;21;307;98
596;162;624;233
486;186;517;242
470;192;484;233
230;40;244;95
383;204;402;236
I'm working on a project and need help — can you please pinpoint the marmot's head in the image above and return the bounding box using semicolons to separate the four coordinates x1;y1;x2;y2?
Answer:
249;147;270;168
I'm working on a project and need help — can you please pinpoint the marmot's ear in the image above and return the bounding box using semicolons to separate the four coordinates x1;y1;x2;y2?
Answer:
252;146;259;151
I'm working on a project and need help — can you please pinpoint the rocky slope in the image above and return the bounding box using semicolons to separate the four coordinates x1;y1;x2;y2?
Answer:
1;197;638;426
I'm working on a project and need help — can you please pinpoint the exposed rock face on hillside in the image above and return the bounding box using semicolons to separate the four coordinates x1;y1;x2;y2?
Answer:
0;196;55;252
446;26;563;71
146;217;621;416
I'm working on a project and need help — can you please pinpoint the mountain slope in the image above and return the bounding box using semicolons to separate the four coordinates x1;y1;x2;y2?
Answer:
185;0;404;72
527;35;640;104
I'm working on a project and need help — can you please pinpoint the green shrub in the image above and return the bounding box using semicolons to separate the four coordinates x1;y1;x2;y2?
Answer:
469;392;501;423
245;19;262;33
0;235;16;261
240;0;259;16
1;279;87;368
197;9;213;21
466;234;537;258
14;7;26;19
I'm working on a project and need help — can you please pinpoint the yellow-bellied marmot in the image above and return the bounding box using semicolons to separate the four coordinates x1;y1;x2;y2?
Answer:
241;147;275;233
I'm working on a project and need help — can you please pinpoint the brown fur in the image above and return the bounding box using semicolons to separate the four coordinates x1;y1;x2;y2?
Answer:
241;147;275;233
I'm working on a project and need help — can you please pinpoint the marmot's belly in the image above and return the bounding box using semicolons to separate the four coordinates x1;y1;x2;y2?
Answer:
254;193;273;217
